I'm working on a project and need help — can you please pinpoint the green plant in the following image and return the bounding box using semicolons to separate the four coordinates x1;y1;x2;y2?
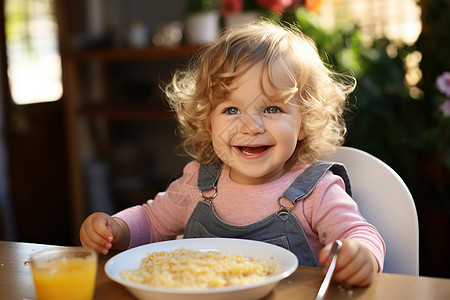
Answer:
281;5;450;207
186;0;219;13
281;7;425;197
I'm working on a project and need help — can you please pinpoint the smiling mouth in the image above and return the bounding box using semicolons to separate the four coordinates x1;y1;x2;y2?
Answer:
238;146;269;156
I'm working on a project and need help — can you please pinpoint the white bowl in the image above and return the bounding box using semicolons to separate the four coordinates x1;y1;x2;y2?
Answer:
105;238;298;300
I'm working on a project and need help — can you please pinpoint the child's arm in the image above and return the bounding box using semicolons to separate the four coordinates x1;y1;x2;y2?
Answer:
79;212;130;255
319;239;379;287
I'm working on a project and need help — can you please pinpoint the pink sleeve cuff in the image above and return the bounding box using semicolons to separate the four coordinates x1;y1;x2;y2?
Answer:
113;206;151;249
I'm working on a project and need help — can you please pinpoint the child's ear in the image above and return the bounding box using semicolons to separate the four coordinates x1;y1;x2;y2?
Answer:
297;127;306;141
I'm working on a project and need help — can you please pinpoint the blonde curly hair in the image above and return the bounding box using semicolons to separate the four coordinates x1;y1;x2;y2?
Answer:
165;20;355;165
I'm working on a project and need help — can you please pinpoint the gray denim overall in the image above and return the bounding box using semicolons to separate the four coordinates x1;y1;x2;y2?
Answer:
183;161;352;267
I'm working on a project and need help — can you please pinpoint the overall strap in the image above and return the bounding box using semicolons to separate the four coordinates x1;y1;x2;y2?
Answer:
198;161;352;204
282;161;352;205
197;163;222;192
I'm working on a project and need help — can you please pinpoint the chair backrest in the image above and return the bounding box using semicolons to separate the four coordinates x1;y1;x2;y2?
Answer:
328;146;419;275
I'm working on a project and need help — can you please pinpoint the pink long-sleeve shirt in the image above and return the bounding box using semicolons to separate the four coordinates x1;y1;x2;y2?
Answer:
114;160;385;270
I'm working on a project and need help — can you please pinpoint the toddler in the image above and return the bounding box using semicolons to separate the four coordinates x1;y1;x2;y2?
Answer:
80;21;385;287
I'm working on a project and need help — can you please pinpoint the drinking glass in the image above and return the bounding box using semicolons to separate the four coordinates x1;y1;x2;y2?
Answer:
30;247;97;300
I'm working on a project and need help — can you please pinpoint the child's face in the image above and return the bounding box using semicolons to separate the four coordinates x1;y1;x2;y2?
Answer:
206;61;304;185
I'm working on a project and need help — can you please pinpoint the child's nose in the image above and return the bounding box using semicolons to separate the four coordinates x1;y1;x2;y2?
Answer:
240;112;265;135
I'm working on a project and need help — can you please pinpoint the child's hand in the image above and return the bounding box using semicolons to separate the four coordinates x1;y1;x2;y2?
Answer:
79;212;130;255
319;239;378;287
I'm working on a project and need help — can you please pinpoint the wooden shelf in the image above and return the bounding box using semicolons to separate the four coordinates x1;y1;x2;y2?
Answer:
66;44;203;61
79;103;174;120
58;1;199;244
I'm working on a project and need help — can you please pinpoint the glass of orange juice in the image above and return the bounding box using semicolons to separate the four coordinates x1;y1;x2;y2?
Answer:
30;247;97;300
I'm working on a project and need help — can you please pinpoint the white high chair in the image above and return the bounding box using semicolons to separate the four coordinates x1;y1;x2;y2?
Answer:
328;146;419;276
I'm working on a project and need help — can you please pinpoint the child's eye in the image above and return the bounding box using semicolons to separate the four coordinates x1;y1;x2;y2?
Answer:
224;107;240;115
265;106;282;113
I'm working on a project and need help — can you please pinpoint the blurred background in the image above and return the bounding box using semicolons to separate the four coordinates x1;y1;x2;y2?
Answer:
0;0;448;278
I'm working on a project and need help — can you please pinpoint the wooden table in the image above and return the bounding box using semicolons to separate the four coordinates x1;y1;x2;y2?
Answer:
1;241;449;299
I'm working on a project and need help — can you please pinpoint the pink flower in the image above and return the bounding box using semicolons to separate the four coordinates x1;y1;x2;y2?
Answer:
439;100;450;117
221;0;244;16
436;71;450;97
256;0;295;14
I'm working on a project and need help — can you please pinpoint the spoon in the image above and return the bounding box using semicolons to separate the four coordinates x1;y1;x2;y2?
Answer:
314;240;342;300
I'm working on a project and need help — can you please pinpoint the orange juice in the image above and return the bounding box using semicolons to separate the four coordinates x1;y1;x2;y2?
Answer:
31;247;97;300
